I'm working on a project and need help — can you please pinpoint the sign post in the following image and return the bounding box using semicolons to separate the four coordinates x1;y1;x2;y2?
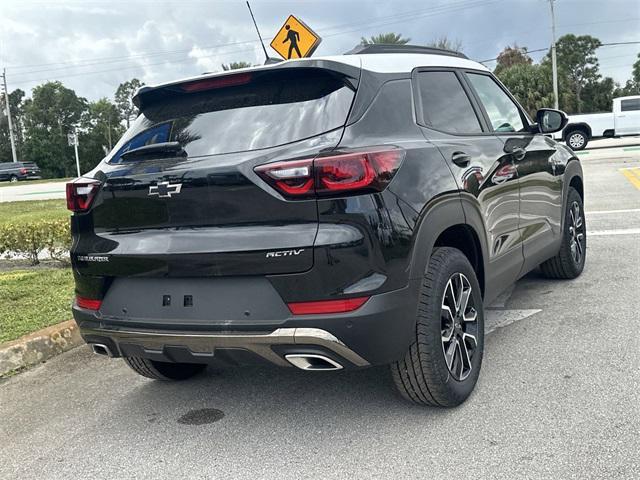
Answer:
68;130;81;177
270;15;321;60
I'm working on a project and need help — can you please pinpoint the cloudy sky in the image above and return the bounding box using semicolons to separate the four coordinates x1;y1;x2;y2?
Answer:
0;0;638;101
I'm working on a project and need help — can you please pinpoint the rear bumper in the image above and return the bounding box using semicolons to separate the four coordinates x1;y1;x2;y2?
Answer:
73;279;420;368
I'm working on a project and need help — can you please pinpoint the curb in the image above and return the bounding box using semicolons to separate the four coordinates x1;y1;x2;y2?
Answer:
0;320;83;376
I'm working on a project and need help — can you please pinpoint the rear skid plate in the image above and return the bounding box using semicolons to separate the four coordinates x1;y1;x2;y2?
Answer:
82;327;369;368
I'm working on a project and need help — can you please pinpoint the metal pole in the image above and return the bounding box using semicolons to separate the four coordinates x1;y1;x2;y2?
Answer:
2;68;18;163
73;130;81;177
246;1;269;62
549;0;559;110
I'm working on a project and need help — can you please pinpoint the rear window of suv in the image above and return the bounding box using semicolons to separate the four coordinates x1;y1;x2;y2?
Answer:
108;69;355;163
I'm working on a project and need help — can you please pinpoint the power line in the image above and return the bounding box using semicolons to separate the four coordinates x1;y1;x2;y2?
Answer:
479;41;640;63
8;0;490;73
8;0;497;81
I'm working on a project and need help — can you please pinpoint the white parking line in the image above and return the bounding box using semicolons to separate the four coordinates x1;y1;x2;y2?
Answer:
586;208;640;215
485;309;542;334
588;228;640;236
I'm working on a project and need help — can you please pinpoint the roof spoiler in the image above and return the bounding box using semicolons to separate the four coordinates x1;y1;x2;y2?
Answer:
345;44;468;59
132;59;361;110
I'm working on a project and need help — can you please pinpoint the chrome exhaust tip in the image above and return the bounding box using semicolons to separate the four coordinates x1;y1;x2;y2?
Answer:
285;354;343;371
90;343;113;357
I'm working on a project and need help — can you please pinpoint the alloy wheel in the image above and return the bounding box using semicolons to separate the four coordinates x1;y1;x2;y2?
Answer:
441;272;478;381
568;200;585;265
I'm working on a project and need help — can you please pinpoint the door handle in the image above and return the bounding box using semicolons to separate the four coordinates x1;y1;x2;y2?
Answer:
451;151;471;168
510;146;526;161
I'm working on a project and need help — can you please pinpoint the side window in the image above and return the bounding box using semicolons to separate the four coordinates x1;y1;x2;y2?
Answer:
621;99;640;112
416;71;482;134
466;73;525;133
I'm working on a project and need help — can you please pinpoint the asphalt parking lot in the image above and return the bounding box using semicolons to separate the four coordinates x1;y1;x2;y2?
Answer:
1;144;639;479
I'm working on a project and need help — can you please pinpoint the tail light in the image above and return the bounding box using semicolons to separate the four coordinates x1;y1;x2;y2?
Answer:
19;168;27;174
76;296;102;311
255;147;405;199
66;178;101;212
287;296;369;315
180;73;252;93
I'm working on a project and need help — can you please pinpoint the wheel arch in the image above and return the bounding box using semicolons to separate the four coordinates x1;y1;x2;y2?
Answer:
409;193;487;299
562;158;585;230
563;123;592;140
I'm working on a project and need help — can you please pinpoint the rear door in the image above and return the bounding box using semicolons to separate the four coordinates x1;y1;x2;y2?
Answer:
413;68;524;297
75;68;358;278
463;71;563;270
616;97;640;135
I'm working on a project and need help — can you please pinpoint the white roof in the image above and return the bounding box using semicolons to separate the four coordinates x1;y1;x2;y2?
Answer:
141;53;489;95
281;53;489;73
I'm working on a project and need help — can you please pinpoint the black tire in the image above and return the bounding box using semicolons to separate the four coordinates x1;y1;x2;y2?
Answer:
9;175;18;183
391;247;484;407
540;187;586;279
565;129;588;150
123;356;206;381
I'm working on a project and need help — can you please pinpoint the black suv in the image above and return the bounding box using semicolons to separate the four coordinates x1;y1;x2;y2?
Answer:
0;162;42;182
69;46;585;406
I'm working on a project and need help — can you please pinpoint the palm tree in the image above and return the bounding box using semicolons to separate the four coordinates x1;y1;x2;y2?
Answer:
221;61;252;71
360;33;410;45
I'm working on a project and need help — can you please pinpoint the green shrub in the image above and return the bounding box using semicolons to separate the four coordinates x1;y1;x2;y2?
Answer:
0;219;71;265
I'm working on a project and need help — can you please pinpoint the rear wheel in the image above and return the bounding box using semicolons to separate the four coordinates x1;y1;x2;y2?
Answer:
391;247;484;407
123;356;206;381
566;130;588;150
540;187;586;279
9;175;18;183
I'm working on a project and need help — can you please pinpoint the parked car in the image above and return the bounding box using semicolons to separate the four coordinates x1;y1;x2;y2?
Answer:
0;162;42;182
68;45;585;407
553;95;640;150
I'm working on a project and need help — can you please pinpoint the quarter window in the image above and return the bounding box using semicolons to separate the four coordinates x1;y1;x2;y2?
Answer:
416;71;482;134
621;99;640;112
466;73;525;133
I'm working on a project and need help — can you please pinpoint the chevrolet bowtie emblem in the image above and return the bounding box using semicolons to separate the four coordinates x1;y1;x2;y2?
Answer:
149;182;183;198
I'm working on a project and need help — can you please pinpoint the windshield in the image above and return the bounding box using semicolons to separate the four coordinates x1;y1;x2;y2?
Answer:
107;69;355;163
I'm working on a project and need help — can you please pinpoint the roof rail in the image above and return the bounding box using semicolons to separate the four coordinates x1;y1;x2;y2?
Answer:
344;44;468;59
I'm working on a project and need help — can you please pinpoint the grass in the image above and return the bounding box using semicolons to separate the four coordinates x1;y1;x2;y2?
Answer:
0;178;72;188
0;268;74;343
0;199;69;226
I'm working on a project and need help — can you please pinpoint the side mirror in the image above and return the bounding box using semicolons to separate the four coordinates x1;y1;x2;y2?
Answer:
536;108;568;134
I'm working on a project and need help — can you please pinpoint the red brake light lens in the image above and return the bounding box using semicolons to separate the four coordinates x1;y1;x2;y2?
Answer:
76;296;102;311
254;147;405;199
287;296;370;315
180;73;253;93
66;178;101;212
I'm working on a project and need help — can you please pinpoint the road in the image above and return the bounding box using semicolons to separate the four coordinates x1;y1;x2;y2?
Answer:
1;146;639;479
0;180;66;203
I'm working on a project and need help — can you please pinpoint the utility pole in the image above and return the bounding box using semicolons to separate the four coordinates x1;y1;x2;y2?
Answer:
2;68;18;163
549;0;559;110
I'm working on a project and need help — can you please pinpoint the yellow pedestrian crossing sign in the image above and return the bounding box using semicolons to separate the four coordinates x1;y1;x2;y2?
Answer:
270;15;322;60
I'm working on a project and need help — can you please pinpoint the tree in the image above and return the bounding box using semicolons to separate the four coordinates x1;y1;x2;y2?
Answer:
496;63;555;118
221;61;252;71
545;34;602;113
76;99;124;173
0;89;25;163
115;78;144;128
582;77;615;113
22;81;87;178
616;53;640;97
427;36;463;53
494;45;532;75
360;33;410;45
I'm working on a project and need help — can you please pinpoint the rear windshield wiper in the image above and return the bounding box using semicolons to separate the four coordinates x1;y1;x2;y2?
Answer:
120;142;186;160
